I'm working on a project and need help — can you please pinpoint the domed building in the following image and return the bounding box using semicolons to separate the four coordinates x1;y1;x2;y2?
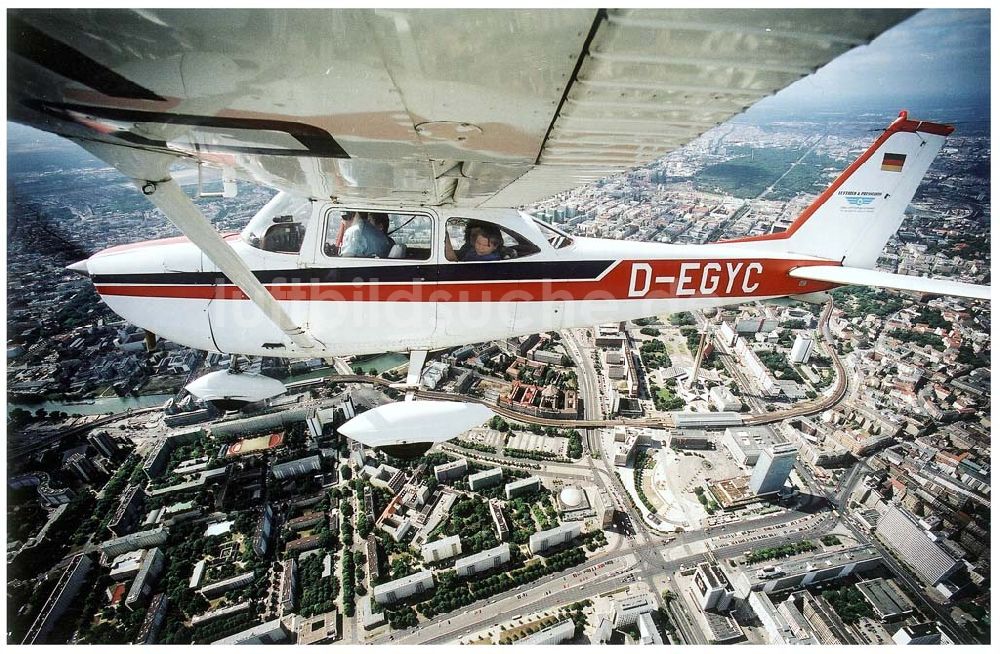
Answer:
557;485;591;512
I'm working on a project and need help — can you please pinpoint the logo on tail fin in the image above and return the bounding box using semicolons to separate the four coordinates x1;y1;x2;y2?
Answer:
881;152;906;172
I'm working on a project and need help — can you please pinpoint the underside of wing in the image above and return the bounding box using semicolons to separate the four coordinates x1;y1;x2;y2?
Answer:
8;8;915;207
789;266;992;301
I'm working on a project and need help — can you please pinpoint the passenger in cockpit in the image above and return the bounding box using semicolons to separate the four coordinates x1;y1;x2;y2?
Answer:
457;223;503;261
445;220;505;262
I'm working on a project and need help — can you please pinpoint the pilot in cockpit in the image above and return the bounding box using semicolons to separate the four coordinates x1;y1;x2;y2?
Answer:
368;212;396;250
339;211;393;258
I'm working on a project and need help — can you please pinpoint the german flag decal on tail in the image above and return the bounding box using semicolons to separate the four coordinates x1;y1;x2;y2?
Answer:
881;152;906;172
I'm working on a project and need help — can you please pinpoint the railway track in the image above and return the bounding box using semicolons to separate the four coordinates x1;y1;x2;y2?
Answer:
327;302;847;431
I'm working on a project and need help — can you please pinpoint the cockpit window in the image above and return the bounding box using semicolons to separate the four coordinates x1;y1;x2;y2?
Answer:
243;193;312;254
444;218;541;262
261;219;305;253
324;210;432;260
532;218;574;249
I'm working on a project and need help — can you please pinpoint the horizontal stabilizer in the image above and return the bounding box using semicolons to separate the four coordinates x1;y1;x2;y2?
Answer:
790;266;990;301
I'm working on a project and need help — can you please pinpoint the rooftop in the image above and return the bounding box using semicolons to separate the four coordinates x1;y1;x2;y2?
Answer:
740;545;881;577
857;578;913;619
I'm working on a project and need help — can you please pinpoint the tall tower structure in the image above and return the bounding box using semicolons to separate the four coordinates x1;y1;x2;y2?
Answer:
749;443;797;495
790;334;814;364
688;330;708;389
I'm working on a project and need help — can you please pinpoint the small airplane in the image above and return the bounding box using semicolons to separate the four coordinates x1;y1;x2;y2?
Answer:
7;9;990;454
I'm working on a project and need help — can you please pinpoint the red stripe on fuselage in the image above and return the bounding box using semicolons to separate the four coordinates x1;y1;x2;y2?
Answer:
95;258;839;302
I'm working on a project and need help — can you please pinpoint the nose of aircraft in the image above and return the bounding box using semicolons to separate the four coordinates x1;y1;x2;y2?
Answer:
66;259;91;276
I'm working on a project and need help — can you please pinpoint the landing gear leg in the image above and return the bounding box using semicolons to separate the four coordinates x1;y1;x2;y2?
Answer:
404;350;428;401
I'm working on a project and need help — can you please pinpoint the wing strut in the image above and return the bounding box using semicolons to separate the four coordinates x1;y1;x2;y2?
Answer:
139;179;320;352
77;141;321;353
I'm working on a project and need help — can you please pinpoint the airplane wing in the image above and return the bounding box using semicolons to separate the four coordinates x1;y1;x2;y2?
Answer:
9;8;915;207
789;266;992;301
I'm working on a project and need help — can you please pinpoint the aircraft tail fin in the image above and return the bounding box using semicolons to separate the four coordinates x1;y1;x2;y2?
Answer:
723;111;954;269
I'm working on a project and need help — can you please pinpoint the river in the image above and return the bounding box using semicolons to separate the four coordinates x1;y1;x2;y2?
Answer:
349;352;409;374
7;393;174;416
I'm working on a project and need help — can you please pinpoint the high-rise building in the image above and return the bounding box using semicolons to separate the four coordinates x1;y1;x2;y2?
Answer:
455;544;511;576
595;488;615;528
101;526;168;558
693;562;733;611
529;523;582;555
22;554;93;644
421;535;462;563
468;467;503;491
785;590;856;644
875;505;962;587
373;570;434;605
749;443;797;495
749;591;818;645
63;452;102;484
637;612;664;645
790;335;814;364
504;476;541;499
611;427;640;466
141;441;173;480
515;619;575;644
433;458;468;482
489;500;511;541
108;484;145;537
137;593;168;644
612;591;657;628
213;618;292;645
125;547;165;609
89;431;124;461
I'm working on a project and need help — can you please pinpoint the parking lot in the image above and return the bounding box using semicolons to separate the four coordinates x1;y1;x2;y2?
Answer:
506;431;568;457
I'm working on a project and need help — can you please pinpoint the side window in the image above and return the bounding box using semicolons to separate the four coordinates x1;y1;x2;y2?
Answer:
323;210;432;260
443;218;541;262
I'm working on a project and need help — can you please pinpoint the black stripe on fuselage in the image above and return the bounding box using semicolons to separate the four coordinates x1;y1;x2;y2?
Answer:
90;260;615;286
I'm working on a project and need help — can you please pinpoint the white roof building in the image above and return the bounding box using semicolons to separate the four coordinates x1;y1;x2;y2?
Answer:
421;534;463;563
373;570;435;605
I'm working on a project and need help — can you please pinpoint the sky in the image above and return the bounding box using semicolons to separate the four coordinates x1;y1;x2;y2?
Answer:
746;8;990;119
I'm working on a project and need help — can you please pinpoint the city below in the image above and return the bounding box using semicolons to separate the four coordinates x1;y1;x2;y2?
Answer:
6;113;990;645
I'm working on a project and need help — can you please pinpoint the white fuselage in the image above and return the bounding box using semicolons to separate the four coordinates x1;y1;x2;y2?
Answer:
80;206;838;358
